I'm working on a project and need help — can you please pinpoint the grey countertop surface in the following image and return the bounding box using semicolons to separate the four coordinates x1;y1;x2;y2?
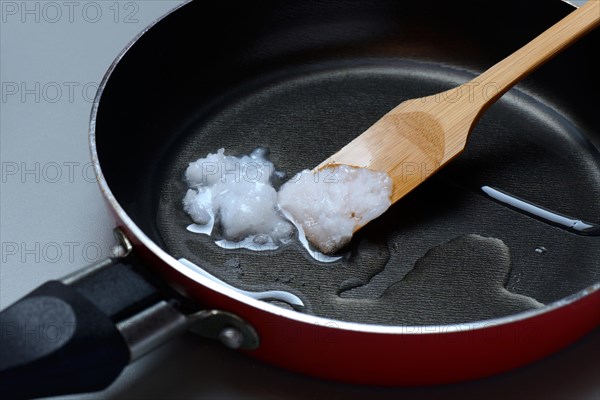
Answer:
1;1;598;399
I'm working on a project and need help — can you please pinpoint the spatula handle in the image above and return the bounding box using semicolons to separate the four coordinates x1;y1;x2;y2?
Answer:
414;0;600;163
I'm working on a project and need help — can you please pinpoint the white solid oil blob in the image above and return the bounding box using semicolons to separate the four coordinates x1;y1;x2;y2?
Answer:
280;209;342;263
278;165;393;254
183;148;293;246
183;148;392;261
184;188;214;235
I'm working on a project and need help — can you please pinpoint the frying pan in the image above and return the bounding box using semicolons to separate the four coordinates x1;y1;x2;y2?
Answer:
1;0;599;397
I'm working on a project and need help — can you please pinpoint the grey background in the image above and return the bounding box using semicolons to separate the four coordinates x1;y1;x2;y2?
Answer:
1;0;598;399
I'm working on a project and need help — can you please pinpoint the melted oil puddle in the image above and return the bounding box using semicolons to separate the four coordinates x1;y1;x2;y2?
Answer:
339;235;543;325
187;216;342;262
482;186;600;236
178;257;304;308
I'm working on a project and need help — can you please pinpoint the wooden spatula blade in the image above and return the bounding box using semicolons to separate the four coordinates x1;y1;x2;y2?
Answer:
319;0;599;209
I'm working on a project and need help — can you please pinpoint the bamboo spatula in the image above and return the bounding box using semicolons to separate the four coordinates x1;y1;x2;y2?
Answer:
317;0;599;213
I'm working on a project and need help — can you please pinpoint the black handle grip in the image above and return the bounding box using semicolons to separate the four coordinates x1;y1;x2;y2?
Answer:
0;280;130;399
0;257;166;399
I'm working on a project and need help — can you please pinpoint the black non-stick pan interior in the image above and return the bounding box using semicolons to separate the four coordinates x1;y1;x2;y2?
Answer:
95;0;600;326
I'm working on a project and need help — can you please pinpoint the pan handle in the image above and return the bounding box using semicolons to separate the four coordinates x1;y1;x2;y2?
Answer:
0;256;175;399
0;279;130;399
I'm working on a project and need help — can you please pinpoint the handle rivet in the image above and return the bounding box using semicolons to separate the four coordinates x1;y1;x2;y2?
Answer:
218;327;245;349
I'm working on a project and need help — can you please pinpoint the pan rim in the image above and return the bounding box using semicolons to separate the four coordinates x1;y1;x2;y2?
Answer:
88;0;599;334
